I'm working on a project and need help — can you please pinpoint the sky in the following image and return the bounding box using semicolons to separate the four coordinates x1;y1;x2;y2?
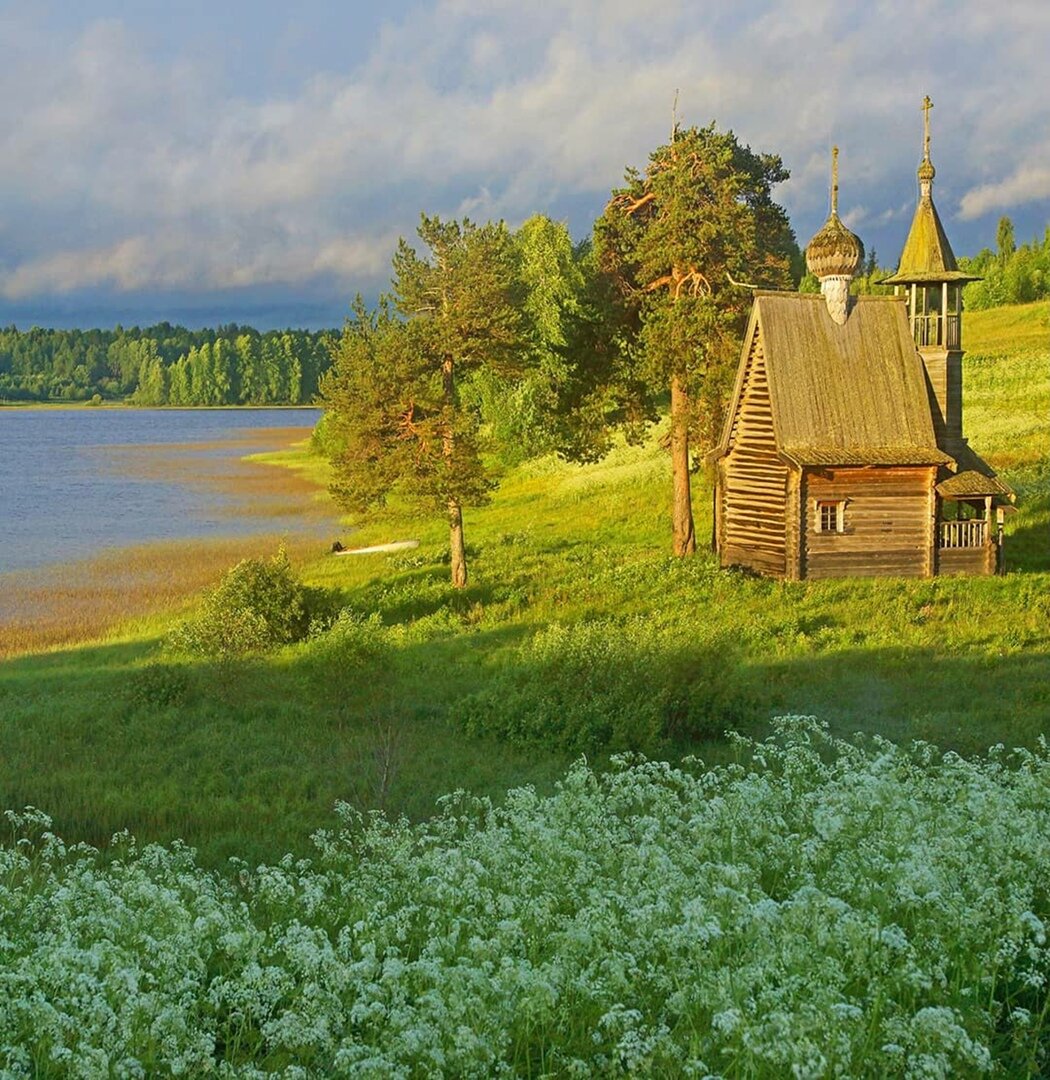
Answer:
0;0;1047;330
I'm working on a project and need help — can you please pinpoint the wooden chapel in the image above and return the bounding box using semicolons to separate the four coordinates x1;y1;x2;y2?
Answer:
710;99;1013;580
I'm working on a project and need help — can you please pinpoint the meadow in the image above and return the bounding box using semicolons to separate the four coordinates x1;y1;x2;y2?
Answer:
0;302;1047;1075
0;302;1047;865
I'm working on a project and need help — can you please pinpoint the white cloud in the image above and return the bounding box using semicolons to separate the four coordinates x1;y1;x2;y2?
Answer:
960;166;1050;220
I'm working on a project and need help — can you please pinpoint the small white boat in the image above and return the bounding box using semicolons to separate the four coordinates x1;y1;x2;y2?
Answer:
334;539;420;556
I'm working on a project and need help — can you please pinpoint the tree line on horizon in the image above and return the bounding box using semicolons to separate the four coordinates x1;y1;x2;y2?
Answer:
0;324;333;405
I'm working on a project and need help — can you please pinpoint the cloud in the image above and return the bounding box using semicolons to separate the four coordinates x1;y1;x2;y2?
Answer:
1;230;398;300
960;166;1050;220
0;1;1046;317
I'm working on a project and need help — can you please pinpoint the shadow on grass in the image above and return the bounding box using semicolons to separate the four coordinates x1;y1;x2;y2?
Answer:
740;644;1050;754
2;597;1049;869
1003;500;1050;574
0;625;565;867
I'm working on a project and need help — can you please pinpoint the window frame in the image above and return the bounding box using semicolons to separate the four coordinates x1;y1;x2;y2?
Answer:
815;499;846;534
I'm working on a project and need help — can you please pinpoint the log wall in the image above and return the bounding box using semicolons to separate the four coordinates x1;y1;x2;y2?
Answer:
719;331;789;578
937;545;996;577
801;466;936;579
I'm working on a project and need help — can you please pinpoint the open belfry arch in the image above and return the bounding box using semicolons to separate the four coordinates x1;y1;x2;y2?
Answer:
710;100;1013;580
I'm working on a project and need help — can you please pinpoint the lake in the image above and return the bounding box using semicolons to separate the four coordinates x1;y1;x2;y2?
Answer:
0;408;327;575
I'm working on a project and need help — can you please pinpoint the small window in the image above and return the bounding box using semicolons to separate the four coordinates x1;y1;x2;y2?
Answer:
816;500;845;533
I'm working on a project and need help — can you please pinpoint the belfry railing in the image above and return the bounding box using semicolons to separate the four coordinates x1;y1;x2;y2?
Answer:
912;313;961;350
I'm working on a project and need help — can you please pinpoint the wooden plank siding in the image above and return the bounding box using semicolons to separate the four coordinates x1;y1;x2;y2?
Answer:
937;544;996;577
801;466;937;579
719;331;790;578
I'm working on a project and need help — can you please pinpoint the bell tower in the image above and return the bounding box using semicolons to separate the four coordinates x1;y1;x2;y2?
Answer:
881;96;979;456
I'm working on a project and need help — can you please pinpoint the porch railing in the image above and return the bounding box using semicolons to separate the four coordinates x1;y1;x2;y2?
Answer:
939;520;987;549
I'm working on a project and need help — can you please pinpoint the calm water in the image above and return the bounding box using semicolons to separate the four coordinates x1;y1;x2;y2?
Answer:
0;408;323;574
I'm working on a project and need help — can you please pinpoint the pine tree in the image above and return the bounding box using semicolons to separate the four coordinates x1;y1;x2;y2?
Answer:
322;216;523;587
595;122;795;555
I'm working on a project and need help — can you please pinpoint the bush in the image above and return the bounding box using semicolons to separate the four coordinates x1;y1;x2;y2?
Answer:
167;549;311;658
299;610;391;706
126;662;191;709
461;617;758;753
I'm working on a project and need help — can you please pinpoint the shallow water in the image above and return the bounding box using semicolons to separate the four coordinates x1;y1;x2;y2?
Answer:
0;408;325;574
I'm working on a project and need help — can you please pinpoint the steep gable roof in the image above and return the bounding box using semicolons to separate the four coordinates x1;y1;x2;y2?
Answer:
713;293;951;467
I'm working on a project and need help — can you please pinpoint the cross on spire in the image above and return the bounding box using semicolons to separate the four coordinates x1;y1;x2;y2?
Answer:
831;145;839;216
917;95;937;194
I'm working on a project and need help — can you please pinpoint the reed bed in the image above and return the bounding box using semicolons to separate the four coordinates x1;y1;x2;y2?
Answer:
0;536;325;658
103;427;333;519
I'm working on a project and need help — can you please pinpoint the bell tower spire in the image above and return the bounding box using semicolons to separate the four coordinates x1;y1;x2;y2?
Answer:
881;96;981;454
918;95;936;199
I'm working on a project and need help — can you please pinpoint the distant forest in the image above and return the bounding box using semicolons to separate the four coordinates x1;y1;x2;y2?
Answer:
0;216;1044;406
0;324;334;405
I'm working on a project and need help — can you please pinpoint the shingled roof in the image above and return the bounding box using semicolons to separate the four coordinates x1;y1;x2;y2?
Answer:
880;195;979;286
713;292;952;467
936;443;1014;500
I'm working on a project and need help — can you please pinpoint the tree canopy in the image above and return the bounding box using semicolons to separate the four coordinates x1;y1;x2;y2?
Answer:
594;122;796;554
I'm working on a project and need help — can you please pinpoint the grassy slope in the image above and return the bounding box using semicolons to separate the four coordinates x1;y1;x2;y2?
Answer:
962;300;1050;569
0;303;1047;867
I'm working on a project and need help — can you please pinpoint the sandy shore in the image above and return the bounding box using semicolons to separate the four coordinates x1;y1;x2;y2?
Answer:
0;425;339;658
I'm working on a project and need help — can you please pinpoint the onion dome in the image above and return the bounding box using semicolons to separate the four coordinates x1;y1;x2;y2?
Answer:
805;147;864;279
806;211;864;279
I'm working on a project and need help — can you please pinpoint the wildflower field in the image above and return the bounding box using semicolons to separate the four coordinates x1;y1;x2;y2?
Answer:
0;301;1048;1075
4;720;1050;1077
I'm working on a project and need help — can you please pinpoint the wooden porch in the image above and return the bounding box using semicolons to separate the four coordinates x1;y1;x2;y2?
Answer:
936;503;999;576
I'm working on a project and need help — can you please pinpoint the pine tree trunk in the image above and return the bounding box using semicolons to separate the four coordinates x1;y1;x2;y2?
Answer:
448;497;468;588
670;373;696;556
442;354;468;588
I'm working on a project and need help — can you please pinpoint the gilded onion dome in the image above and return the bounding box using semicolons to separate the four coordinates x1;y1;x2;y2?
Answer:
805;147;864;280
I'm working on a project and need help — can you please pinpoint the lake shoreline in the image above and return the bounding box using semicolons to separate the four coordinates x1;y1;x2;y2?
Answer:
0;533;330;658
0;417;342;658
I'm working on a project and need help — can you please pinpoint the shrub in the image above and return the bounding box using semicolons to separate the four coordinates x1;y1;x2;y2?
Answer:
461;617;757;753
302;613;388;669
126;662;191;709
167;549;310;658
